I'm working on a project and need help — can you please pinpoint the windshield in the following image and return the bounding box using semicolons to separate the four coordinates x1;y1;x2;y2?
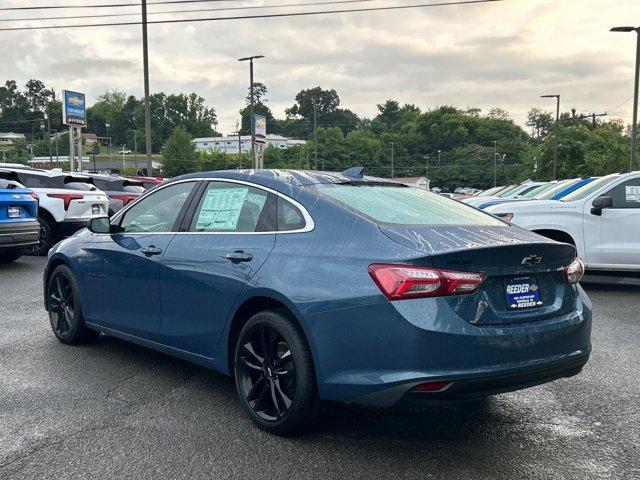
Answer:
477;186;503;197
535;179;576;200
561;174;618;202
521;182;556;199
496;185;520;197
319;184;504;226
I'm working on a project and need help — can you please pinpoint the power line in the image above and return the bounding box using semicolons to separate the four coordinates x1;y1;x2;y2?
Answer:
0;0;506;31
0;0;245;11
0;0;373;23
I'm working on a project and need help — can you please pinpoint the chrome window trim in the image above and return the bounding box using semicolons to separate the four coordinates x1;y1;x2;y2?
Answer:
109;177;315;235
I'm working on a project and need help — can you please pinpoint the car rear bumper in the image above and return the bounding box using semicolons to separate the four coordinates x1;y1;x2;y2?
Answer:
304;285;592;406
0;220;40;248
364;350;589;408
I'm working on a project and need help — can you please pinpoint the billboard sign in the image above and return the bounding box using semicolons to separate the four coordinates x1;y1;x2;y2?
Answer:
62;90;87;126
254;114;266;144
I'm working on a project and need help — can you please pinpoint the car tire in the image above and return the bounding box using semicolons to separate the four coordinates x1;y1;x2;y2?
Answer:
0;247;25;264
25;216;55;256
46;264;99;345
234;309;319;435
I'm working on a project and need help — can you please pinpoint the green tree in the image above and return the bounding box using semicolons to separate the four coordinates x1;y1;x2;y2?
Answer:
161;126;198;177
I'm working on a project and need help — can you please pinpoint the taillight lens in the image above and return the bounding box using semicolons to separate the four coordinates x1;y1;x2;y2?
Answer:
495;212;514;222
368;264;486;300
47;193;83;211
110;194;137;206
30;192;39;201
564;258;585;284
411;381;452;393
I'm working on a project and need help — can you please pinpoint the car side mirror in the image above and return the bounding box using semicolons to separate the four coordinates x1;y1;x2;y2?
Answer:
87;217;112;234
590;195;613;216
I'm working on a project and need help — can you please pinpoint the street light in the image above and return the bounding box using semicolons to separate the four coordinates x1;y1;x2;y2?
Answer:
238;55;265;169
611;26;640;169
541;94;560;179
105;122;111;162
492;140;498;187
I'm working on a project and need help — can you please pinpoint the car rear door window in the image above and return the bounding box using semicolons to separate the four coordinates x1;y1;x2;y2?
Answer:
320;184;504;226
604;179;640;209
118;181;196;233
189;181;276;233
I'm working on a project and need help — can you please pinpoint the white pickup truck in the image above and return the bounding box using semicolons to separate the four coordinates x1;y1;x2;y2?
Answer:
486;171;640;272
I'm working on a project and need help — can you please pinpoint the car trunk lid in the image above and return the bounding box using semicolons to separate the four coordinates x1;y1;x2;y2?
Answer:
380;225;578;325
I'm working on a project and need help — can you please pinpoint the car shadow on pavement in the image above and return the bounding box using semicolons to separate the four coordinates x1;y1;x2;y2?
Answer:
84;334;523;448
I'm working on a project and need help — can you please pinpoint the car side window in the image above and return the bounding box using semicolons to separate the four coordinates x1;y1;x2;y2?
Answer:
277;197;306;231
189;182;276;233
604;179;640;209
118;181;196;233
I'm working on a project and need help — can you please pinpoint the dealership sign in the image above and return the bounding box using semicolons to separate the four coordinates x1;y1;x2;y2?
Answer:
62;90;87;126
254;114;266;144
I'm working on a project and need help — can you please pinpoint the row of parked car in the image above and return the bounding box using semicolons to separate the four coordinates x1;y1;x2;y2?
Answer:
455;171;640;273
0;163;163;263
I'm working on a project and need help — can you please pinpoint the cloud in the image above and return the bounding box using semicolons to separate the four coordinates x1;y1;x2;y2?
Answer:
0;0;638;133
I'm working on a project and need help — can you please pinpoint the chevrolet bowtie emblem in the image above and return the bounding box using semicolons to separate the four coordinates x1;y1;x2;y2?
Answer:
522;255;542;266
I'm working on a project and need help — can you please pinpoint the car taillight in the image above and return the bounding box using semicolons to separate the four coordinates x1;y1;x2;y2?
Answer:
368;264;486;300
111;194;137;206
31;192;39;201
564;258;585;284
411;381;452;393
47;193;83;211
495;212;514;222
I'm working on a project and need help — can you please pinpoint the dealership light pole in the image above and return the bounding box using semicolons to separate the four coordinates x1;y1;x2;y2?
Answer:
238;55;264;169
389;142;394;179
541;94;560;179
611;26;640;169
493;140;498;186
141;0;154;176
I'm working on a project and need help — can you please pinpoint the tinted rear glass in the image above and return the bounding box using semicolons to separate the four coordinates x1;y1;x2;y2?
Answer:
65;181;97;191
123;185;145;193
319;184;504;226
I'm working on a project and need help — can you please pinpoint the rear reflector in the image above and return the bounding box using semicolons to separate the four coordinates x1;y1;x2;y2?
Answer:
411;381;452;393
564;258;585;284
368;264;485;300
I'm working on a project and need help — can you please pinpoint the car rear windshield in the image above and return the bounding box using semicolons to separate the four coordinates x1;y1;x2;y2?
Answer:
319;184;504;226
65;180;97;191
561;174;618;202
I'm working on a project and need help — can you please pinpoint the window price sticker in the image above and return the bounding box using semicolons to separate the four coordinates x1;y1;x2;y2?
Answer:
625;186;640;203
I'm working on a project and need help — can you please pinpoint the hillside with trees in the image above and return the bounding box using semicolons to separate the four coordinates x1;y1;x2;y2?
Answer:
0;78;633;189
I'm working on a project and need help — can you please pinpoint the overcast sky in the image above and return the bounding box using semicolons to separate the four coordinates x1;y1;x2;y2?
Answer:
0;0;638;134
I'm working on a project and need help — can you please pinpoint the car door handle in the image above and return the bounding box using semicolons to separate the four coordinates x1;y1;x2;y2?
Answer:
141;245;163;256
225;250;253;262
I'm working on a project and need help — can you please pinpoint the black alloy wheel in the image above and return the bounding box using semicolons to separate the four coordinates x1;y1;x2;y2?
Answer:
234;310;319;435
48;271;75;338
47;265;99;344
25;217;53;256
237;324;296;421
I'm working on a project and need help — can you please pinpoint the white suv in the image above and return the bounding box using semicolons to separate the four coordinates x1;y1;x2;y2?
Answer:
0;165;109;255
486;171;640;272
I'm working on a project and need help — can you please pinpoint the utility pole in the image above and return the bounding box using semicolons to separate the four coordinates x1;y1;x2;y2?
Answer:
493;140;498;187
141;0;153;176
437;149;441;165
134;130;138;174
611;26;640;169
45;101;52;168
577;112;607;127
390;142;394;179
236;119;242;168
425;154;430;179
313;99;318;170
238;55;264;169
541;94;560;179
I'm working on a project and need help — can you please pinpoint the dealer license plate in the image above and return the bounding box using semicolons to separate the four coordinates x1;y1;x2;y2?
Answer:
506;277;543;310
8;206;20;218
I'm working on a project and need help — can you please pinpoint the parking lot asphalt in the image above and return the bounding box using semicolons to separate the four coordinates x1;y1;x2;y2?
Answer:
1;256;639;479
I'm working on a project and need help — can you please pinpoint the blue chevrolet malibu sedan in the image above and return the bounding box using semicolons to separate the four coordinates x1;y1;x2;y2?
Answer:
44;169;592;434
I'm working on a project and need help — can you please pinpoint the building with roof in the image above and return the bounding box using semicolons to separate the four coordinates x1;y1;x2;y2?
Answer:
193;134;305;155
0;132;26;147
